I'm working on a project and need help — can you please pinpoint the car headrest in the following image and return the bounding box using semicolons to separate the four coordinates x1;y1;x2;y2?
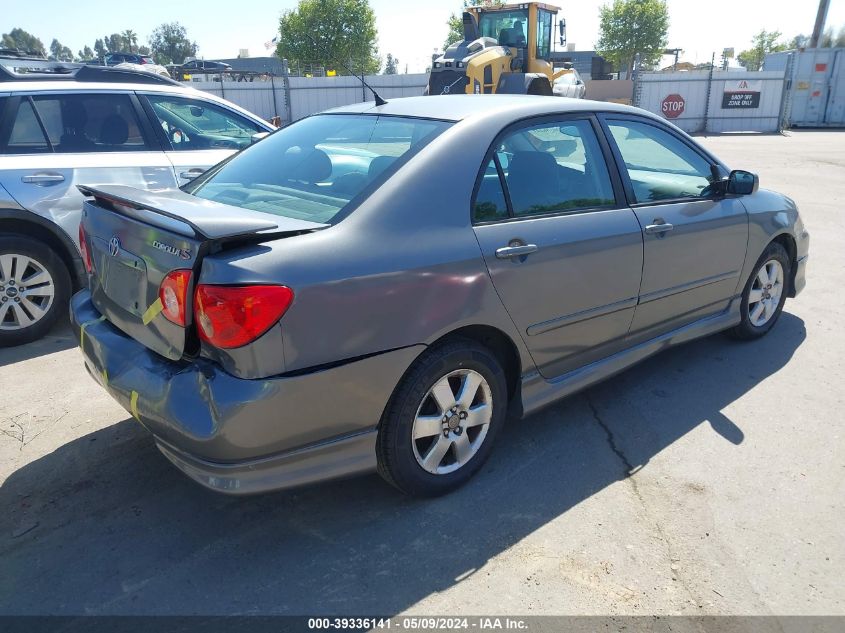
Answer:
63;100;88;131
99;114;129;145
290;148;332;183
508;151;558;185
368;156;396;179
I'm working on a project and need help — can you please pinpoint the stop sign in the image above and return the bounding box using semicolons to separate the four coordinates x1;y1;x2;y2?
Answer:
661;94;685;119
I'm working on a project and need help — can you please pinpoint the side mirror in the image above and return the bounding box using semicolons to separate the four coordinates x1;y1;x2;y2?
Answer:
251;132;270;144
189;105;204;117
727;170;759;195
559;19;566;46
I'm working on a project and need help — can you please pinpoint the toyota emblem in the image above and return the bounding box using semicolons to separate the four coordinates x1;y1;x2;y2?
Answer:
108;236;121;257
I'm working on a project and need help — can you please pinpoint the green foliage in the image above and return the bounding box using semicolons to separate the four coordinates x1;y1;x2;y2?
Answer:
122;30;138;53
49;38;74;61
820;25;845;48
737;30;787;71
1;28;46;56
277;0;380;75
596;0;669;77
105;33;124;54
94;39;106;59
384;53;398;74
77;45;94;60
149;22;198;65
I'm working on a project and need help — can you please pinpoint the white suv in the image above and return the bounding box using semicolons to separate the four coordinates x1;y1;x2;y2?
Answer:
0;61;274;345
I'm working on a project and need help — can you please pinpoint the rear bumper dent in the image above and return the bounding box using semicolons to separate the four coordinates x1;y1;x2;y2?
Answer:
71;290;424;493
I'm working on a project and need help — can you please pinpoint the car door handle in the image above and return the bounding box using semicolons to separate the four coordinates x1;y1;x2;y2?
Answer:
179;169;205;180
21;174;65;185
644;222;674;235
495;244;539;259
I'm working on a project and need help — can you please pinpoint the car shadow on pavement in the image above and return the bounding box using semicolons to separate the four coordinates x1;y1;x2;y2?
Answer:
0;319;76;368
0;313;806;615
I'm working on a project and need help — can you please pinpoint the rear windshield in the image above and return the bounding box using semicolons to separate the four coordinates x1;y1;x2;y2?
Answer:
185;114;451;224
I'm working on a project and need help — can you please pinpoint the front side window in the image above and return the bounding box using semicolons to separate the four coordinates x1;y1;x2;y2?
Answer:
479;9;529;48
606;120;716;202
186;114;451;224
29;94;150;153
482;119;615;219
147;95;262;151
536;9;552;59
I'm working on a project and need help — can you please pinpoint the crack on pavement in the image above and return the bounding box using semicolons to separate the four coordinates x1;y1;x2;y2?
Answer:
585;391;702;610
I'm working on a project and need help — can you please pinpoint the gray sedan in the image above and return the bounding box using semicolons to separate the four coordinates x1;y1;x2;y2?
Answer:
71;95;808;497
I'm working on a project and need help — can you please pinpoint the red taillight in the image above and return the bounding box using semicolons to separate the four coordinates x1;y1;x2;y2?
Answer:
159;269;192;326
194;284;293;349
78;223;93;274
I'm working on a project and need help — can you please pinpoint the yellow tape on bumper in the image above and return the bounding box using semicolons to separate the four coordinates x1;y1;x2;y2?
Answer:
79;315;106;348
130;390;140;421
142;297;163;325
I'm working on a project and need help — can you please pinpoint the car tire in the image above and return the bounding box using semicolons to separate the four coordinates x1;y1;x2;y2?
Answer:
376;338;508;497
728;241;791;341
0;235;71;347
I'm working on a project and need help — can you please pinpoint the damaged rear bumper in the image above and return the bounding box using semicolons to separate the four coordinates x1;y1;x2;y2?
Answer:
71;290;424;494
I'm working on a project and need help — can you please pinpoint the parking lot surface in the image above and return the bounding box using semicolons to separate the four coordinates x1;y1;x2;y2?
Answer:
1;130;842;616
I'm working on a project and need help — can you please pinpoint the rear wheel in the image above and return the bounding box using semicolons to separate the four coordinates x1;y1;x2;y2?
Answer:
728;241;790;340
0;236;71;347
376;339;507;496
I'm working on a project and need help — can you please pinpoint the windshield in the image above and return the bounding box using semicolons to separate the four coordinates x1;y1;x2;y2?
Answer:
186;114;452;224
479;9;529;48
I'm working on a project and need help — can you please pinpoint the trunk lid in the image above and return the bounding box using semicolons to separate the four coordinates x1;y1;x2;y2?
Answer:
78;184;327;360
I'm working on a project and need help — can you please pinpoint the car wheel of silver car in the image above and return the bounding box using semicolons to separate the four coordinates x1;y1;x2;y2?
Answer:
377;338;508;496
0;236;71;347
729;241;790;341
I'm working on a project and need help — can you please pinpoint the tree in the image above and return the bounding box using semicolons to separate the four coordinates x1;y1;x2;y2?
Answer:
737;30;787;71
94;38;107;60
105;33;125;54
1;28;46;56
820;25;845;48
790;33;810;49
149;22;198;65
49;38;74;61
596;0;669;78
384;53;398;74
138;45;151;56
122;30;138;53
78;45;95;60
277;0;380;75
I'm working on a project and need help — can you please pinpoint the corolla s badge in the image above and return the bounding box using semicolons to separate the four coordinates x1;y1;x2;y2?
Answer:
152;239;192;260
108;237;121;257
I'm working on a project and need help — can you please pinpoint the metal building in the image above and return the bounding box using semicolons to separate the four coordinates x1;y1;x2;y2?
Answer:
765;48;845;127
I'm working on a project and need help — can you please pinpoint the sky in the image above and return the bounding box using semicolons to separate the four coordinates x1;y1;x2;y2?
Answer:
3;0;845;73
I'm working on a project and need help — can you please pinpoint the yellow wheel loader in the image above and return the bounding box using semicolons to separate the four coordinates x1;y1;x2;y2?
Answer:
427;2;570;96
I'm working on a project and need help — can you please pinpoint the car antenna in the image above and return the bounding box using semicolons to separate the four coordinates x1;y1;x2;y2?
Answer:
293;30;387;106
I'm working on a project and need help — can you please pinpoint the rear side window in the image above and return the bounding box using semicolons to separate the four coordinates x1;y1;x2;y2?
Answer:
477;118;615;220
5;99;51;154
29;94;151;153
146;95;262;151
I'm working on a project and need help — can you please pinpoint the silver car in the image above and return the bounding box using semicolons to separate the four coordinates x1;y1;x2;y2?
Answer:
71;95;808;497
552;69;586;99
0;62;273;345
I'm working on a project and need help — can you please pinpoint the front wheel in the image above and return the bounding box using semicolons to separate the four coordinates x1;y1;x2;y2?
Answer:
376;339;508;496
0;236;71;347
728;241;790;340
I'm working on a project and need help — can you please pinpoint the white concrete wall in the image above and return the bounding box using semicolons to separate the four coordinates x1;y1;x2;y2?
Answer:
635;71;786;133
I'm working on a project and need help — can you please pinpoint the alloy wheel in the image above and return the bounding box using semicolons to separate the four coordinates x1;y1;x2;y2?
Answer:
0;254;56;331
748;259;784;327
411;369;493;475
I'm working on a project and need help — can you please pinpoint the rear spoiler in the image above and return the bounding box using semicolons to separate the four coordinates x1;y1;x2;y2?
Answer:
77;184;328;240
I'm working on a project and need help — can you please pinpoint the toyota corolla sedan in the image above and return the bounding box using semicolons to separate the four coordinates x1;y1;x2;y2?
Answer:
71;95;808;497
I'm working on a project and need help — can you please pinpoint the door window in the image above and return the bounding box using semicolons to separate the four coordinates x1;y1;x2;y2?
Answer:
474;158;509;222
26;94;150;153
5;99;51;154
606;120;716;202
146;95;262;151
486;119;615;218
536;9;552;59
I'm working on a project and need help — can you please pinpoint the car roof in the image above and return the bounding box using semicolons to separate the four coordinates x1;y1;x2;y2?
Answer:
324;94;655;124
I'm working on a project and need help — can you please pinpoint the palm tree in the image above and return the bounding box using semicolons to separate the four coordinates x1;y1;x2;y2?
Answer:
122;29;138;53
